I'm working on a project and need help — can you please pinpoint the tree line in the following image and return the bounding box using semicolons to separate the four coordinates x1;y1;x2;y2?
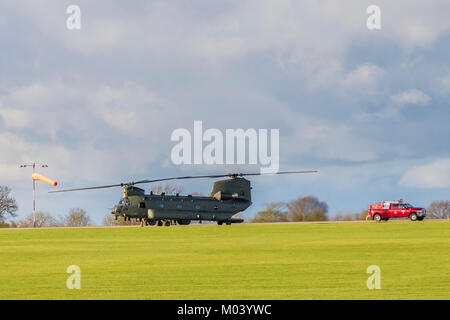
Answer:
252;196;450;223
1;184;450;226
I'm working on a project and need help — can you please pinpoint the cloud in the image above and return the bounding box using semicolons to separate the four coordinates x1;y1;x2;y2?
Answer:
63;21;126;53
1;1;450;221
9;84;52;109
400;158;450;188
342;64;384;89
391;89;431;106
0;80;187;187
438;74;450;93
92;83;183;137
281;112;380;163
0;104;31;129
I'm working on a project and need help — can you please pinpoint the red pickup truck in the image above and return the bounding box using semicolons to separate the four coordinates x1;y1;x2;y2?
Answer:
368;199;426;222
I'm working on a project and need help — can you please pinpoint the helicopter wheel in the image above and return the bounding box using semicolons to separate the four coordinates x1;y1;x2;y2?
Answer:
164;220;171;227
226;220;231;225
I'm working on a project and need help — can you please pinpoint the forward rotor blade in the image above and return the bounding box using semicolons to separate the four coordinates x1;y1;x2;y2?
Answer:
48;183;124;193
48;170;317;194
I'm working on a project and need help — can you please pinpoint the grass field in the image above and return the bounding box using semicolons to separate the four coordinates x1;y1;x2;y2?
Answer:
1;220;449;300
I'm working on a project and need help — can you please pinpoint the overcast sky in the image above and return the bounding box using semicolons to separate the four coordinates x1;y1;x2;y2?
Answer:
1;1;449;223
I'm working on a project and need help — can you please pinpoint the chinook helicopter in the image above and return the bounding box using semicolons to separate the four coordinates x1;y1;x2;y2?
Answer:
49;170;316;226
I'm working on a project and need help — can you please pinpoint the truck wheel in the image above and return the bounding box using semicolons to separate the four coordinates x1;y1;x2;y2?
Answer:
373;214;382;222
409;213;418;221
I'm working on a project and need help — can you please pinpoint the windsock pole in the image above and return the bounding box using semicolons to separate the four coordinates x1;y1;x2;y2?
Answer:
19;162;50;228
33;163;35;227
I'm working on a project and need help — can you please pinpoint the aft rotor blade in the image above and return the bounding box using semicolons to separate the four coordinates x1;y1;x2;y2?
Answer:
133;174;235;185
133;170;318;185
234;170;318;177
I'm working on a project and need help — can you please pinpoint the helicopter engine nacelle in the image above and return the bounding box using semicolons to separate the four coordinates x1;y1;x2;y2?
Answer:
123;186;145;197
213;191;237;201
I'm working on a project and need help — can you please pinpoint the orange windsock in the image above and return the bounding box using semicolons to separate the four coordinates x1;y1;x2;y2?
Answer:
32;173;58;187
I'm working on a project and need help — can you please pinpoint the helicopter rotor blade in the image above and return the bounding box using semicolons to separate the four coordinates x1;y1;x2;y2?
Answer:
48;170;317;193
48;183;124;193
133;170;318;185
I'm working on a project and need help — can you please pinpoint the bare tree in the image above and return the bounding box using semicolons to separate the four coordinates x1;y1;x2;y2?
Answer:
103;214;118;226
286;196;328;221
252;202;288;223
333;210;368;221
0;186;18;222
17;211;58;228
427;200;450;219
151;183;183;195
103;214;140;226
0;221;10;228
63;208;93;227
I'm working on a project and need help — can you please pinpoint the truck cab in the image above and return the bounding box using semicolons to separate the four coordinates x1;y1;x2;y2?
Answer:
368;199;426;222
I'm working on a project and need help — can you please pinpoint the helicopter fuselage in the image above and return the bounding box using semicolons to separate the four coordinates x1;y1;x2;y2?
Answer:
112;178;253;225
112;193;250;224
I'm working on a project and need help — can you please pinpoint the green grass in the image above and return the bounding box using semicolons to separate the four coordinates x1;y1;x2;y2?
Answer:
1;220;449;300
